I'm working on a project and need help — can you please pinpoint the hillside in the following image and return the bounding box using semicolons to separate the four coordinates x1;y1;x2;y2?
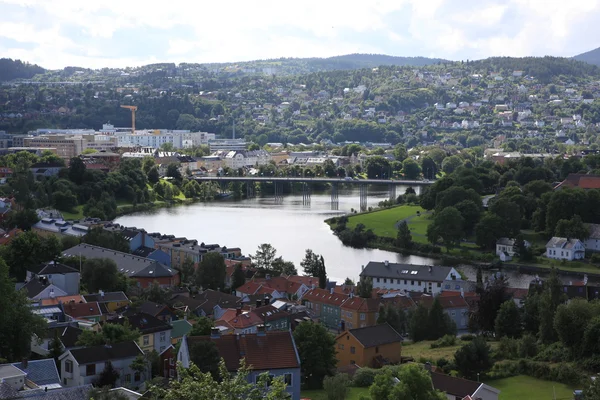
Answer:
0;59;45;82
573;46;600;66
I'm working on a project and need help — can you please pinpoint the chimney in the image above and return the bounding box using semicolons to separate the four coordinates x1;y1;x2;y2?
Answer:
424;362;432;372
236;306;242;316
210;327;220;339
460;288;465;298
256;324;266;337
361;265;364;271
21;358;28;369
256;299;262;308
330;287;334;294
384;260;389;267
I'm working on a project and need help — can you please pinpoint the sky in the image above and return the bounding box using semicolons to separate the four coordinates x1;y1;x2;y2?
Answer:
1;0;600;69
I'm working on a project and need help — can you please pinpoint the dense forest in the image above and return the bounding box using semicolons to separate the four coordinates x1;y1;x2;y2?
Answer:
0;59;46;82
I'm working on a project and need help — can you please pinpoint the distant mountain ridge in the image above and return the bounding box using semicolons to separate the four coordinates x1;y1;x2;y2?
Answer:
573;47;600;66
0;58;45;82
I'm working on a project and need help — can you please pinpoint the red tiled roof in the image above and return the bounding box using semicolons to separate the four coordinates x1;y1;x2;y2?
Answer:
341;297;380;312
505;287;529;299
187;331;299;371
63;301;101;318
380;295;416;310
260;277;304;295
303;288;349;307
285;275;319;287
555;174;600;190
0;228;22;245
217;309;263;329
237;281;263;295
41;295;86;306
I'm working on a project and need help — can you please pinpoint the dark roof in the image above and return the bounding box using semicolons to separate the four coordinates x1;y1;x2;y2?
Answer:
83;291;128;303
30;162;64;169
47;325;83;348
253;305;290;322
108;313;172;334
28;262;78;276
138;301;171;317
11;385;93;400
68;341;142;364
360;262;454;282
186;331;299;371
63;244;177;278
346;323;402;348
0;381;18;399
11;359;60;386
132;246;156;258
20;280;50;299
430;371;481;397
170;290;239;315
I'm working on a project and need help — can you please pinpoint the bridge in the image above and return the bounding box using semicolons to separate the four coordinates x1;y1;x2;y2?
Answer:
194;176;434;211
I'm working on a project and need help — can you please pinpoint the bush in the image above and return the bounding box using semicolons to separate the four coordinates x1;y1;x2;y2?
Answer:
591;253;600;264
581;355;600;373
431;334;457;348
353;368;377;387
488;359;583;385
497;337;519;360
518;334;538;358
323;374;351;400
534;342;571;363
460;334;475;341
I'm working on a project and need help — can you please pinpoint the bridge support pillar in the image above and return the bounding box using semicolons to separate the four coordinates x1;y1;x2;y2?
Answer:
302;182;311;206
219;181;227;193
359;184;367;211
331;183;339;210
246;182;255;199
388;183;396;202
274;181;283;203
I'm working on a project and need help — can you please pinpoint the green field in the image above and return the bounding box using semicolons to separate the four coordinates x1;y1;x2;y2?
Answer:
488;375;576;400
401;340;500;362
346;205;429;238
301;387;369;400
61;205;84;220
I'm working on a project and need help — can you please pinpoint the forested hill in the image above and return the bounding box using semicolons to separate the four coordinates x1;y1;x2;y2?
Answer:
0;59;45;82
573;47;600;66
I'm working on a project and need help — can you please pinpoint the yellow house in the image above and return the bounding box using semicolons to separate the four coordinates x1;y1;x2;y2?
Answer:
83;291;130;312
335;323;402;368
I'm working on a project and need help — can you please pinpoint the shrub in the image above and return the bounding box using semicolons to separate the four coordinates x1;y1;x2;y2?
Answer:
534;342;571;363
353;368;377;387
431;334;457;348
497;337;519;360
460;334;475;341
323;374;351;400
518;334;538;358
591;253;600;264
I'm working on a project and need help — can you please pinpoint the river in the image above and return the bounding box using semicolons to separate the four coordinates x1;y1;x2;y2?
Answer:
115;186;548;289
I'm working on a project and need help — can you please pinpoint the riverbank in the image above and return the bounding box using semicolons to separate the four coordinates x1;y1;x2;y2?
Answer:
326;205;600;279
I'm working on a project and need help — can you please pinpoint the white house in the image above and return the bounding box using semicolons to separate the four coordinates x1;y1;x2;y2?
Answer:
546;237;585;261
26;262;80;296
359;261;466;295
584;223;600;252
59;341;145;388
496;238;531;261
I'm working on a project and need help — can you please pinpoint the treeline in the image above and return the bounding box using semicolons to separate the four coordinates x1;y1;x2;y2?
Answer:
0;58;45;82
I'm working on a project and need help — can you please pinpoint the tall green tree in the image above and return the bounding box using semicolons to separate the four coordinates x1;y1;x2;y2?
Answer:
428;298;457;339
293;321;337;389
300;249;321;276
93;361;119;388
81;258;125;293
495;300;522;338
48;330;64;370
538;268;565;344
554;214;590;239
454;337;492;380
76;321;140;346
473;274;509;334
1;231;61;280
190;317;213;336
253;243;277;271
408;303;430;342
195;253;226;291
427;206;464;251
356;276;373;298
396;220;413;250
231;265;246;290
190;341;221;378
402;158;421;180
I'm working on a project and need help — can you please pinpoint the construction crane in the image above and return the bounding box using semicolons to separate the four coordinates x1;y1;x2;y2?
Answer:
120;105;138;133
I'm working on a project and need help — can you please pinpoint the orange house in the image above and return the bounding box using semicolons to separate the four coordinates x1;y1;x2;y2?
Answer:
335;323;402;368
340;296;381;330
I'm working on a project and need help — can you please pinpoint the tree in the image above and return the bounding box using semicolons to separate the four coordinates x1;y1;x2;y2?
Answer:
253;243;277;271
554;299;600;354
76;321;140;346
495;300;522;338
402;158;421;180
538;268;565;344
323;374;350;400
166;163;183;184
473;274;509;334
147;166;159;184
177;258;196;285
6;209;39;230
475;214;505;250
316;255;327;289
231;265;246;290
83;227;130;253
396;221;413;250
441;155;463;174
390;364;447;400
378;304;408;335
130;353;149;384
190;317;213;336
190;340;221;378
408;303;430;342
68;157;86;185
356;276;373;298
364;156;391;179
427;207;464;251
454;337;492;380
195;252;226;291
93;361;119;388
88;386;130;400
583;316;600;356
293;321;337;389
421;156;438;180
150;360;289;400
48;330;64;370
428;298;457;339
271;257;298;276
81;258;123;293
2;231;61;280
554;214;590;240
454;200;481;233
393;144;407;161
301;249;321;276
343;277;354;286
583;377;600;400
489;198;521;237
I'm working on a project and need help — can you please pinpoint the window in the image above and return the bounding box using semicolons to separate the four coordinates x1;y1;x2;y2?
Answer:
418;281;422;286
383;278;387;283
160;332;166;342
404;280;407;285
350;346;356;354
284;373;292;386
125;374;131;383
135;372;141;382
170;357;175;366
65;360;73;373
63;378;67;386
360;313;365;320
86;364;96;376
451;311;456;316
411;280;414;285
376;278;380;283
143;335;150;346
437;283;441;288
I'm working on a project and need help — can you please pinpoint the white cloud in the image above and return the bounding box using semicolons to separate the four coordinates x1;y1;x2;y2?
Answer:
1;0;600;68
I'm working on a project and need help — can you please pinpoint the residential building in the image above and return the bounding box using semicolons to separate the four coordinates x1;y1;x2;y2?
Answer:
155;239;241;270
168;289;239;319
302;288;349;330
585;223;600;252
9;359;61;391
27;262;80;295
129;301;177;323
335;323;402;368
20;279;68;301
0;383;93;400
416;293;470;331
102;224;156;253
116;130;214;149
62;302;103;323
32;322;83;357
430;369;500;400
554;174;600;190
178;329;301;400
495;238;530;261
546;237;585;261
29;162;64;178
158;346;177;379
83;291;130;312
170;320;193;344
340;296;380;330
208;139;247;152
0;365;28;392
32;218;89;238
108;313;172;354
360;262;466;294
59;341;144;387
62;244;179;288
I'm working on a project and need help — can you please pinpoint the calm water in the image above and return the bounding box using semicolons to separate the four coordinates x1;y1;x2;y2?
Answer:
115;186;544;288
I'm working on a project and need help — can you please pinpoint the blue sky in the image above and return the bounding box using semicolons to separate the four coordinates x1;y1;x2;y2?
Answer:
0;0;599;69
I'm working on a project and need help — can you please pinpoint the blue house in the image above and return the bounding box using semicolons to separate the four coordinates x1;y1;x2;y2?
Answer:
132;247;171;267
103;224;155;253
178;327;301;400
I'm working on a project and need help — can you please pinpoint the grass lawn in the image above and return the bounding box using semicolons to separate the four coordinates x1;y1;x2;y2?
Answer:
346;205;426;238
402;340;500;363
61;205;84;220
488;375;576;400
301;387;369;400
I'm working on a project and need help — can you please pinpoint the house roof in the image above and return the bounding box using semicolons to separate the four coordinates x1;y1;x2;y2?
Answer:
190;290;239;314
0;364;26;379
217;309;263;329
108;313;172;334
303;288;349;307
28;262;78;276
496;237;515;246
340;297;380;312
236;281;263;295
62;302;102;319
360;262;454;282
41;295;86;306
4;384;93;400
430;371;482;398
546;237;583;249
46;325;83;348
418;293;469;309
587;223;600;240
132;246;156;258
63;244;177;279
555;173;600;190
285;275;320;287
20;280;65;299
0;228;22;246
259;276;305;295
137;301;171;317
186;331;299;371
67;341;143;364
83;291;128;303
342;323;402;348
170;320;193;339
253;305;290;322
11;359;60;386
